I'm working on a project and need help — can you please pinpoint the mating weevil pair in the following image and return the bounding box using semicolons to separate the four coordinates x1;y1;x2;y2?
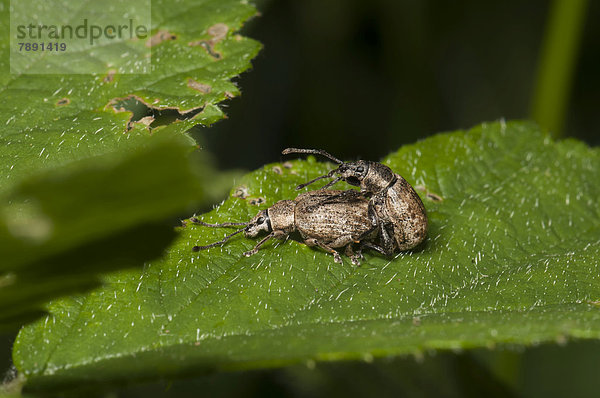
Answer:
282;148;428;254
193;149;428;264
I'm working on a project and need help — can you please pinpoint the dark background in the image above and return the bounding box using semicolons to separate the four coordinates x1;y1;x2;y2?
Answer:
204;0;598;171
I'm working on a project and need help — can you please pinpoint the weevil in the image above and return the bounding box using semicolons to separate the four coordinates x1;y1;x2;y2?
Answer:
282;148;428;254
192;190;381;265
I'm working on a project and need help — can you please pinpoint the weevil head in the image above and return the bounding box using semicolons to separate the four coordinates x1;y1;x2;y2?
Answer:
244;200;296;238
245;210;271;238
336;160;395;193
336;160;370;187
283;148;395;193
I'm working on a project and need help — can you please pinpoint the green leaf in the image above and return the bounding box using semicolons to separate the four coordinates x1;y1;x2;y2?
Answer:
13;121;600;393
0;0;261;192
0;134;203;330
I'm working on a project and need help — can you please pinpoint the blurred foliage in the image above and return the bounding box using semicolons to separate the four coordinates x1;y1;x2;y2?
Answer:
27;341;599;398
531;0;589;136
105;341;600;398
117;349;518;398
0;136;204;331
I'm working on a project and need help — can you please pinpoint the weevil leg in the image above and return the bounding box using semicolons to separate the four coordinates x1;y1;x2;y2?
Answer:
243;231;281;257
344;244;363;266
328;235;369;265
367;201;396;256
379;222;397;255
355;224;378;243
304;238;343;264
354;208;378;245
354;244;364;259
325;235;361;263
374;215;396;255
360;241;391;257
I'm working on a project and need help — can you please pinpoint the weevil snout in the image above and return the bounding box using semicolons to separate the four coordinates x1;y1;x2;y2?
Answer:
244;210;271;237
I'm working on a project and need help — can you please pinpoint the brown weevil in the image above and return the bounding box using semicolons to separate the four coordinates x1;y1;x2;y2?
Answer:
192;190;381;265
282;148;428;254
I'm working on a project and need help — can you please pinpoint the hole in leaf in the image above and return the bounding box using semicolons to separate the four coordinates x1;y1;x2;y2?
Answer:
106;95;204;131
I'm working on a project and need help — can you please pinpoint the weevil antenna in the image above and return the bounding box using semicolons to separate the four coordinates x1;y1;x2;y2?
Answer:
295;169;338;190
191;218;248;228
282;148;343;165
319;176;342;190
192;228;245;251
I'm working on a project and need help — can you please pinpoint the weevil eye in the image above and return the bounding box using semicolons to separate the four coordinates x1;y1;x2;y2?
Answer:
356;166;364;173
346;176;360;186
257;216;265;224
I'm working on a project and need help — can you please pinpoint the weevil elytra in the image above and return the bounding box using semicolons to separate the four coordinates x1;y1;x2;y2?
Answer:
193;190;382;265
282;148;428;254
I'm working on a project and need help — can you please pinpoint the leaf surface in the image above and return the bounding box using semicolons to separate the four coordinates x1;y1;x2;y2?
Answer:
14;121;600;392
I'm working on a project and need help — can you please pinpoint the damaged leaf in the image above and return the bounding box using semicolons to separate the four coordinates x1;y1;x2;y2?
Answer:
0;0;261;192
